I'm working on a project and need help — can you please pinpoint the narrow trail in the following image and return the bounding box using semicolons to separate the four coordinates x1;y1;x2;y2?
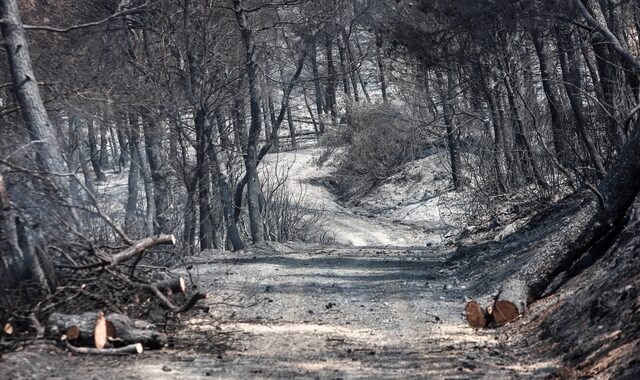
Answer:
260;149;443;247
5;149;555;379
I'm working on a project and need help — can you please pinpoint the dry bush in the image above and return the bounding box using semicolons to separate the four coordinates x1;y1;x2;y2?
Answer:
321;102;427;199
259;161;331;243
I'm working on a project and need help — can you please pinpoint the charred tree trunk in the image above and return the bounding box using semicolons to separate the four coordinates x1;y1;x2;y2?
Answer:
69;115;96;196
234;0;265;243
286;104;297;149
87;119;107;182
0;0;74;193
324;33;338;126
501;55;548;188
436;71;463;190
128;113;154;236
342;29;360;102
302;86;320;139
376;35;388;102
116;122;129;171
194;108;215;250
531;28;569;165
99;121;110;170
480;71;508;193
556;26;607;178
0;175;56;293
141;110;171;234
211;112;244;251
581;0;627;152
125;116;141;236
310;35;326;135
336;32;351;97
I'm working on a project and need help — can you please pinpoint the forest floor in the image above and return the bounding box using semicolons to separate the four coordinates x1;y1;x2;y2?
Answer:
2;148;636;379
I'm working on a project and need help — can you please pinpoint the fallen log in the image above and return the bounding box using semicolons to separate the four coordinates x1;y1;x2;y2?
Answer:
105;313;166;349
465;301;488;328
48;312;166;349
47;312;107;348
491;279;527;326
64;341;143;355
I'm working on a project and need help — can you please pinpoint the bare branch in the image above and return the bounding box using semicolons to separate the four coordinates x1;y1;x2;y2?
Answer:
23;1;149;34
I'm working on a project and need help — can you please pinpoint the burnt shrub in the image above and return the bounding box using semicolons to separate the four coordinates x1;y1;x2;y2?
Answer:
322;103;426;199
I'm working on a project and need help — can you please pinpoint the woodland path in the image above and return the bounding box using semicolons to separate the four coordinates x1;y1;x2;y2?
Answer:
2;149;556;379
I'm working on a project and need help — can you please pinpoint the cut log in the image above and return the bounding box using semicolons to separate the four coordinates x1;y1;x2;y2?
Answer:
65;325;80;340
106;313;166;349
94;312;107;348
491;279;527;326
47;312;107;348
465;301;487;328
65;341;143;355
48;312;166;349
3;322;14;335
106;320;116;339
154;277;187;295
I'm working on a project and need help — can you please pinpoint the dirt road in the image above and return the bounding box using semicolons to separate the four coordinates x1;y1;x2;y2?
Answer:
1;150;556;379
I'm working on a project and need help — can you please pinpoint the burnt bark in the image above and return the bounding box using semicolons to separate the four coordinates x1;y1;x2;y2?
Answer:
556;26;607;178
376;35;388;102
87;119;107;182
194;108;216;250
124;115;141;236
141;110;171;234
0;175;56;293
128;113;154;236
234;0;265;243
531;28;569;164
310;35;326;135
436;70;463;190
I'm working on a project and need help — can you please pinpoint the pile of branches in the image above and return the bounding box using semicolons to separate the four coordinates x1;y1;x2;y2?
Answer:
0;172;206;355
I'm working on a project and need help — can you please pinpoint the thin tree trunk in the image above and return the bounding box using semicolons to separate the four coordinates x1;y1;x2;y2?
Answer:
376;35;388;102
194;108;215;250
337;32;351;96
124;115;141;237
141;110;171;234
99;120;110;170
212;112;244;251
324;33;338;126
286;104;297;149
302;86;320;139
69;115;96;197
531;28;568;164
500;52;548;188
580;0;626;151
310;35;326;135
556;27;607;178
342;29;360;102
109;125;121;172
87;119;107;182
234;0;265;243
436;71;463;190
116;122;129;171
129;113;154;236
354;30;372;102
